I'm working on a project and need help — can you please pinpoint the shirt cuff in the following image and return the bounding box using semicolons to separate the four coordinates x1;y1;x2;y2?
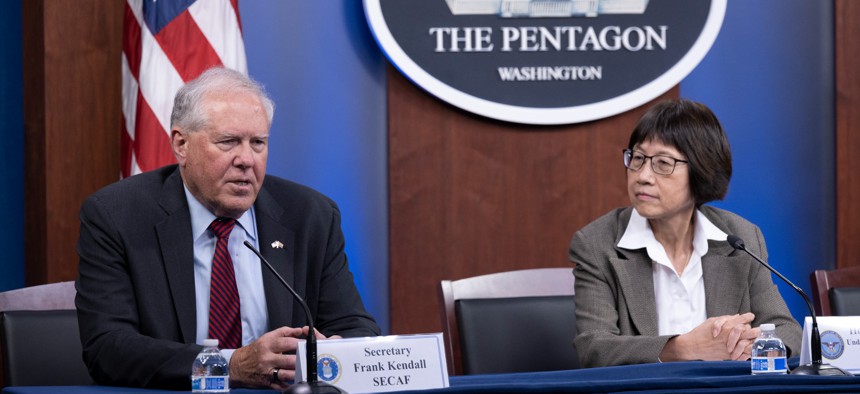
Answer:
222;348;236;365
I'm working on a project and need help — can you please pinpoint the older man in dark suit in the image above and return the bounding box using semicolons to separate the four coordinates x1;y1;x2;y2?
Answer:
75;67;379;390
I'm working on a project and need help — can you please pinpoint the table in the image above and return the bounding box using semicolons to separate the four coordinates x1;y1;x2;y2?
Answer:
4;359;859;393
407;360;860;393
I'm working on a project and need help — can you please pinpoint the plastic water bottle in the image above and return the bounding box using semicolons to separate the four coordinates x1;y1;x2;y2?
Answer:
751;324;787;374
191;339;230;392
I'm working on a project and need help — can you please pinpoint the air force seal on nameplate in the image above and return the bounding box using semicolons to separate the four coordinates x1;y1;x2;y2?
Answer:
800;316;860;374
296;333;449;393
317;354;342;384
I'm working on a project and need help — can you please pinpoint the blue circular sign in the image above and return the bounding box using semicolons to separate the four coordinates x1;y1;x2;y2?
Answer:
365;0;726;125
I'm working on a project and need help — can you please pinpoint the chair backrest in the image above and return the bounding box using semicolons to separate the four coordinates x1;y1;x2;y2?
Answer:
810;266;860;316
0;281;92;387
438;268;578;375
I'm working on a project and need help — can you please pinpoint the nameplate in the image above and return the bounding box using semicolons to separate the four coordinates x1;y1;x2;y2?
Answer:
800;316;860;374
296;333;449;393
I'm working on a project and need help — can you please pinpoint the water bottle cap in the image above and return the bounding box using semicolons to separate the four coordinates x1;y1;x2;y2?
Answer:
201;339;219;347
760;323;775;331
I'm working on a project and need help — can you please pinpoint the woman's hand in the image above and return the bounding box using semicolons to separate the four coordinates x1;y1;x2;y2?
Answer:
660;313;758;361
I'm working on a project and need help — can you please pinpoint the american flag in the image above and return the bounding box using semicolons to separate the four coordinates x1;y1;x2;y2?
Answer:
122;0;247;178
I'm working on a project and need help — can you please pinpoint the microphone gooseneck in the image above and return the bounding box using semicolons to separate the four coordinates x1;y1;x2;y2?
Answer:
244;241;348;393
727;235;851;376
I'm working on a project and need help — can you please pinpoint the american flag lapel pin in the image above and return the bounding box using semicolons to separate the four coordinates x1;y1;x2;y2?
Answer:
271;240;284;249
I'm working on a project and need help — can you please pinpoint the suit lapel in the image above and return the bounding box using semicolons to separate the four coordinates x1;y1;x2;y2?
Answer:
154;168;197;343
610;208;659;336
703;240;747;316
253;186;297;329
610;252;659;336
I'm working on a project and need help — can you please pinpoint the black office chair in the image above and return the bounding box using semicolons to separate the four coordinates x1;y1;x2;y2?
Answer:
811;265;860;316
438;268;579;376
0;281;92;387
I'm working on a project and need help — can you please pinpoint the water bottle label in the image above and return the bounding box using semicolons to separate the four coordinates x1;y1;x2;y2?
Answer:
751;357;787;374
191;376;229;392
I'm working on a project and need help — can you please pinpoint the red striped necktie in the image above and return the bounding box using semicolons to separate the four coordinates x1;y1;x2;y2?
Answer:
207;218;242;349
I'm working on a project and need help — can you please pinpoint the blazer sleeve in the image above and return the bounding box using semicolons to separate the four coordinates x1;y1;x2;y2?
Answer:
75;195;201;389
312;203;381;338
570;229;674;368
745;226;804;357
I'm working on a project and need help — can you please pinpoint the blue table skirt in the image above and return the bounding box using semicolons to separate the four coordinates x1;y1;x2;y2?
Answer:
409;360;860;393
4;359;859;394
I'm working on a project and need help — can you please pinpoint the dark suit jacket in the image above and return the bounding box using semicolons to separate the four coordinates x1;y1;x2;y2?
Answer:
569;206;802;368
75;165;380;389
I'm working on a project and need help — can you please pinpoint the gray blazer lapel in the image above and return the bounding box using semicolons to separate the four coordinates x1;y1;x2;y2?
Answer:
253;187;297;329
610;251;659;336
703;240;747;316
608;208;660;336
155;169;197;343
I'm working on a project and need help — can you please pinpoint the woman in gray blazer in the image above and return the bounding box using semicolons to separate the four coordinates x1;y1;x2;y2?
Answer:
570;99;802;368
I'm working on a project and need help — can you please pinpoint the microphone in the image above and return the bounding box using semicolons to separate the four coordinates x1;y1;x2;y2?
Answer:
727;235;851;376
244;241;347;393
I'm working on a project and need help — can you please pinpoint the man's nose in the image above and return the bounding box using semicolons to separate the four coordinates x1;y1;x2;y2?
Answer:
233;142;256;168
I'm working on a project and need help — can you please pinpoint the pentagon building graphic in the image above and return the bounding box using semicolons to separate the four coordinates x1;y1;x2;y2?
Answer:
445;0;649;18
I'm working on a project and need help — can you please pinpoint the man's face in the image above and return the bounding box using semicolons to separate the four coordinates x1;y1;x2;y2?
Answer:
172;91;269;219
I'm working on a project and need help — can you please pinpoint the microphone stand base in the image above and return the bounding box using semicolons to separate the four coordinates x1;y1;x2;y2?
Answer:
281;381;349;394
791;362;853;376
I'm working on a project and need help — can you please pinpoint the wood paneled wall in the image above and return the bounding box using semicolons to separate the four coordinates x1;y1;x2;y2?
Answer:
836;0;860;270
22;0;123;285
387;64;678;335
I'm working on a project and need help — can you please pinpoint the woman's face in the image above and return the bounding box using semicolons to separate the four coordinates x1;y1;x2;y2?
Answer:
627;139;695;224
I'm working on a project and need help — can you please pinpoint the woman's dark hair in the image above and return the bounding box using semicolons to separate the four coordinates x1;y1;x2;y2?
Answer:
627;98;732;206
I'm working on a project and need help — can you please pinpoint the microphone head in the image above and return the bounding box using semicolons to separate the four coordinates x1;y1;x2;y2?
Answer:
726;235;745;250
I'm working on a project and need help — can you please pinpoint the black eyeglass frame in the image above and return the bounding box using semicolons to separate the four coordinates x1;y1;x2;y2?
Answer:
622;149;689;175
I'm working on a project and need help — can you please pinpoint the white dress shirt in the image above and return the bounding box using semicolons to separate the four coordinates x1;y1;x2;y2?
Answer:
617;208;727;336
184;186;270;356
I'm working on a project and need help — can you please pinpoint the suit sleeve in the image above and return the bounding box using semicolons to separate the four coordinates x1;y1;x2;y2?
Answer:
570;229;674;368
312;203;381;338
745;226;804;357
75;196;201;389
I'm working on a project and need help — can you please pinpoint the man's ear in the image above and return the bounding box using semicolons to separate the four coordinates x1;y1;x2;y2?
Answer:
171;128;188;165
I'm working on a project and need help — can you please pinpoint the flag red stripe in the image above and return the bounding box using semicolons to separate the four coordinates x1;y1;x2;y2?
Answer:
120;114;133;178
154;10;223;83
230;0;242;33
123;2;142;79
133;91;176;172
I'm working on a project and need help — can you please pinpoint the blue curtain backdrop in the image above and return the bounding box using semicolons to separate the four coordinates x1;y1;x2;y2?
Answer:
0;0;24;292
1;0;834;333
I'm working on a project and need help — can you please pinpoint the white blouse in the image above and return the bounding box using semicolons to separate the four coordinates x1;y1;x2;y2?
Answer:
617;208;727;336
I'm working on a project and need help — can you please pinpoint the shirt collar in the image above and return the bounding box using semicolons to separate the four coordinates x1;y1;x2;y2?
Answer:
618;208;727;257
692;208;727;256
183;185;257;243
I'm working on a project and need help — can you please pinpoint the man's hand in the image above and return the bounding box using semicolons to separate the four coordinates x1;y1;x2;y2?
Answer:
228;326;307;389
660;313;758;361
228;326;342;389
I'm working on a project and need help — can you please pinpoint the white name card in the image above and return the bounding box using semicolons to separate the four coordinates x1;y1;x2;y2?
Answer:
296;333;450;393
800;316;860;374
